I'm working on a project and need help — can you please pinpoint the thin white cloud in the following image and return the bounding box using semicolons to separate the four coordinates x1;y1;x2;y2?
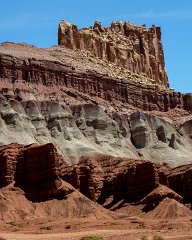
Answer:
127;10;192;19
1;10;191;31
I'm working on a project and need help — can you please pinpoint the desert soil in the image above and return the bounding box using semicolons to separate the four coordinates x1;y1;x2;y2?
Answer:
1;218;192;240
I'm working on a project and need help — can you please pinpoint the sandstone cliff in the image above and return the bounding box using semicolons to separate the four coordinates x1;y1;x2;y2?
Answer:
0;18;192;231
1;42;191;113
167;164;192;203
0;143;65;201
60;154;159;204
60;153;192;207
0;19;191;166
58;20;168;88
0;143;186;203
1;143;191;207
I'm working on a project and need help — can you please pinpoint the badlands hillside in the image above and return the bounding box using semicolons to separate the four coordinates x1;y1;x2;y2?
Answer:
0;20;192;240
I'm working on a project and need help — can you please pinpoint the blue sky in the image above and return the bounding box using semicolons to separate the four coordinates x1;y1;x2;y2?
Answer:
0;0;191;93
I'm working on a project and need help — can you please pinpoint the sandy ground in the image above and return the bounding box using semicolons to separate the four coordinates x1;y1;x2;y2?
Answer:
1;218;192;240
1;230;192;240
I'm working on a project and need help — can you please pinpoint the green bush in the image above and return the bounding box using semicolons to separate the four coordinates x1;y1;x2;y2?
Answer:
153;236;165;240
80;236;103;240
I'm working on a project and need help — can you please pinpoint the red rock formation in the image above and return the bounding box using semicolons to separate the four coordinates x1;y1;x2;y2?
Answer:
0;144;159;205
183;93;192;112
16;143;64;201
156;163;192;204
0;19;192;225
0;143;24;187
167;164;192;204
60;153;192;209
0;142;192;212
140;185;183;205
0;50;187;113
0;143;66;201
58;20;168;88
157;164;171;186
0;43;191;113
60;154;159;204
144;197;192;219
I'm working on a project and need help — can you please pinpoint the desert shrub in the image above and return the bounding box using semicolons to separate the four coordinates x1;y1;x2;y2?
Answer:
80;236;103;240
153;236;165;240
39;225;52;230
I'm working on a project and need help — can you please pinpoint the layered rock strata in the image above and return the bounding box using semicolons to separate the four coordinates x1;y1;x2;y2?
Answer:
0;143;24;187
60;154;185;206
167;164;192;203
0;88;191;166
1;143;190;207
0;42;192;114
61;153;192;207
0;19;191;166
0;143;65;201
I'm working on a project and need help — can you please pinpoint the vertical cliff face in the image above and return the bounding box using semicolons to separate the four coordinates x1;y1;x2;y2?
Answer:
58;20;168;88
60;154;159;204
0;21;192;168
0;143;65;201
16;143;62;201
0;143;24;187
167;164;192;203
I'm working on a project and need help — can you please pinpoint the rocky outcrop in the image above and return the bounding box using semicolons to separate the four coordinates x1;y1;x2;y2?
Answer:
167;164;192;204
1;143;159;205
0;19;192;226
0;143;66;201
129;111;192;166
0;143;24;187
156;163;192;204
60;153;192;208
60;154;159;204
0;43;191;114
0;142;192;219
58;20;168;88
0;20;191;167
16;143;65;201
140;185;183;205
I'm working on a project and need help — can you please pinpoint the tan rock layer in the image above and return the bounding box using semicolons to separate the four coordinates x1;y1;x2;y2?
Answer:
58;20;168;87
